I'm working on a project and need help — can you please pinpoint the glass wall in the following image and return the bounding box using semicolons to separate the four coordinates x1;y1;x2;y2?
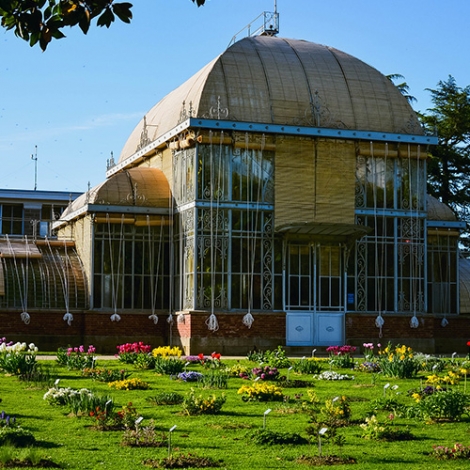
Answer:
93;221;170;310
177;142;281;311
352;152;427;313
427;232;458;314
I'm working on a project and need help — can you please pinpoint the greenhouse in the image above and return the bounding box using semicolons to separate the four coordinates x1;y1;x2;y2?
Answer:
0;35;468;354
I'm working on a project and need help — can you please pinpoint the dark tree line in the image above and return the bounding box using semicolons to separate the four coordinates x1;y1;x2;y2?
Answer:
420;76;470;255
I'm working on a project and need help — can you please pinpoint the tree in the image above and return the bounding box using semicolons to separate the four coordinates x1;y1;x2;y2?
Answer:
0;0;206;51
387;73;416;104
420;75;470;255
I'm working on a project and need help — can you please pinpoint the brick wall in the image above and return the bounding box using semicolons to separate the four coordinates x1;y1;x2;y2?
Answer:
346;314;470;354
2;309;468;355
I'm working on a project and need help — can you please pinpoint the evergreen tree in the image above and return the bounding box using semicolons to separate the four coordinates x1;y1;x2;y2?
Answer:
420;76;470;255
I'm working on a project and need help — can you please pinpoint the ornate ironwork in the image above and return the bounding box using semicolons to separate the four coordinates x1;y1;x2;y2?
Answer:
204;96;229;120
178;101;194;125
292;91;347;128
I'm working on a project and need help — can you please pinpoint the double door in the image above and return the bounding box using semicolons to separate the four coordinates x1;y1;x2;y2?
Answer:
285;243;345;346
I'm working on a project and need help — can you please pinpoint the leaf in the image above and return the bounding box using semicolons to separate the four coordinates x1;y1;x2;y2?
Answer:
112;2;132;24
96;7;114;28
29;30;40;46
78;8;90;34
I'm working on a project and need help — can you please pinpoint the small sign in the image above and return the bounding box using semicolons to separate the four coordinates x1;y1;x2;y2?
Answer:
135;417;144;426
319;427;328;435
169;425;177;432
264;409;272;416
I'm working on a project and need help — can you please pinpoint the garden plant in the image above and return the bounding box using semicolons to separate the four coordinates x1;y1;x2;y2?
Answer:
0;339;470;468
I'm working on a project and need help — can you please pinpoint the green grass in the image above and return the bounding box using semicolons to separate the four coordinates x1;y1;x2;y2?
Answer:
1;355;470;469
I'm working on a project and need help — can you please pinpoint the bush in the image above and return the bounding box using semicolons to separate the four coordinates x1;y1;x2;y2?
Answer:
228;363;249;378
134;353;156;369
121;419;167;447
247;346;291;368
147;392;184;406
292;358;324;375
154;357;185;375
177;371;204;382
377;343;420;378
89;402;139;431
0;447;60;468
0;427;36;447
327;345;357;369
357;361;381;373
199;370;228;389
248;429;307;445
143;453;223;468
323;395;351;422
431;442;470;460
18;363;57;386
251;366;279;381
415;353;446;373
412;389;470;421
116;342;152;364
237;383;284;402
56;345;96;370
152;346;182;358
314;371;354;381
0;342;37;376
108;378;149;390
182;390;226;415
43;387;114;416
82;367;130;382
360;415;414;441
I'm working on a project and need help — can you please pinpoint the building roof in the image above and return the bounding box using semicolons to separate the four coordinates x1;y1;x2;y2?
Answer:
59;167;171;223
427;195;457;222
119;36;422;163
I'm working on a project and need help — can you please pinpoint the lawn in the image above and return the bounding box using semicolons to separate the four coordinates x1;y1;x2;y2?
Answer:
1;341;470;469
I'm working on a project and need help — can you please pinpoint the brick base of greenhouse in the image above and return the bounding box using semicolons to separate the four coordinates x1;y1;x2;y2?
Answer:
0;310;468;356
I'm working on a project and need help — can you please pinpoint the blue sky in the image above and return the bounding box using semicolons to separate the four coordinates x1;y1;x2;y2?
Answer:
1;0;469;192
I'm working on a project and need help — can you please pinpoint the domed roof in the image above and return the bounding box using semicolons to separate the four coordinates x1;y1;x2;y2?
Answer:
427;195;457;221
60;167;170;221
119;36;422;162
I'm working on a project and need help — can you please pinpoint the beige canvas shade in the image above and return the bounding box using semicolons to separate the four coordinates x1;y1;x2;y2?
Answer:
0;239;42;259
119;36;421;163
60;167;171;222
